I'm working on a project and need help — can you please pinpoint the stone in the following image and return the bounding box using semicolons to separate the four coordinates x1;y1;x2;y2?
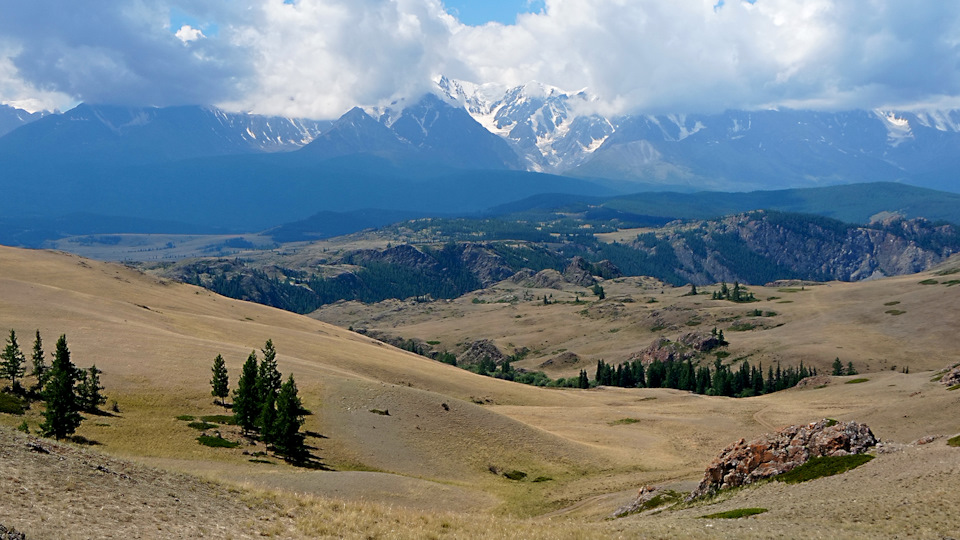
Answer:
687;419;876;500
940;364;960;387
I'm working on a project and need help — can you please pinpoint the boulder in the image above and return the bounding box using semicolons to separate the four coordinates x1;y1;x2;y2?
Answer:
687;419;876;500
940;364;960;387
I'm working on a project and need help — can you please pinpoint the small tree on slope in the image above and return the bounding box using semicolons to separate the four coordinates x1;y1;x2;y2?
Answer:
210;354;229;408
1;329;26;389
40;335;82;440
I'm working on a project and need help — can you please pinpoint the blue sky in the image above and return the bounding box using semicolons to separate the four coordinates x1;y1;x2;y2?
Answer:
444;0;545;25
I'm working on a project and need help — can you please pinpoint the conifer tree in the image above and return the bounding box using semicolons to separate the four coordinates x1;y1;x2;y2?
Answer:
77;365;106;412
30;330;48;389
40;335;82;440
210;354;229;408
255;340;282;434
1;329;26;389
233;351;260;432
832;357;844;376
846;361;858;376
272;374;306;459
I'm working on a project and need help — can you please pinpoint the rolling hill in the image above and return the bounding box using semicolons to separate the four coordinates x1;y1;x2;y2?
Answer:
1;245;959;538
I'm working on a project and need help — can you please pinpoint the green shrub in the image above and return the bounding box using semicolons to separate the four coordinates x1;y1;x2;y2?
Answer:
369;409;390;416
728;322;756;331
884;301;901;306
885;309;906;316
17;420;29;433
947;435;960;447
610;418;640;425
701;508;767;519
775;454;873;484
187;421;217;430
0;393;25;415
503;470;528;481
845;378;869;384
531;476;553;483
197;435;240;448
918;279;939;285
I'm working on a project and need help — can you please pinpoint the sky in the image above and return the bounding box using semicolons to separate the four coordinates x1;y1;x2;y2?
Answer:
2;1;960;118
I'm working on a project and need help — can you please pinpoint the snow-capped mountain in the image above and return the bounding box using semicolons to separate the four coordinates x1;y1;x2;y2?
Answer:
303;93;521;170
0;104;48;138
0;104;329;165
435;76;613;173
434;76;960;192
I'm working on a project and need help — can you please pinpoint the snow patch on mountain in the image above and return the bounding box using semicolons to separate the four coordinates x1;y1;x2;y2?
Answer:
875;110;914;147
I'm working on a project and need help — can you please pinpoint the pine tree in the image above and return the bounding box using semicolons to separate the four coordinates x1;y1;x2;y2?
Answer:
1;329;26;389
76;365;106;412
233;351;260;432
210;354;229;408
846;361;858;376
832;357;844;376
258;390;278;444
40;335;82;440
30;330;48;390
272;374;306;459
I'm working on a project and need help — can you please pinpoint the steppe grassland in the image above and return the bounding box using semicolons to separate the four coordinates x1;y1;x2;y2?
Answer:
2;245;960;539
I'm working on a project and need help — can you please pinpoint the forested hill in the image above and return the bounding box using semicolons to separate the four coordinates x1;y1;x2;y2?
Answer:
156;211;960;314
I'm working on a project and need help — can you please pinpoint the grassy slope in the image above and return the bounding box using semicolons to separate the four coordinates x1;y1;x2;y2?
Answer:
2;245;960;538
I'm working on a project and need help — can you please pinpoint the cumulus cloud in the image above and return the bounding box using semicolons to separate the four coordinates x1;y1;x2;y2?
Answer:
174;25;205;43
1;0;960;117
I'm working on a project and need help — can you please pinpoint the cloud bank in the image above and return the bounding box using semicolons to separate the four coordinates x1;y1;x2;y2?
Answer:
2;0;960;117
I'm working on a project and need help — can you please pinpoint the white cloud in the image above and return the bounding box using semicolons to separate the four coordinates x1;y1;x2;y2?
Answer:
174;25;205;43
1;0;960;117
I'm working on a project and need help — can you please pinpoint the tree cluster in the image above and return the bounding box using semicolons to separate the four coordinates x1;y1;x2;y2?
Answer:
594;356;815;397
832;358;858;376
1;329;107;440
220;340;308;460
712;282;757;303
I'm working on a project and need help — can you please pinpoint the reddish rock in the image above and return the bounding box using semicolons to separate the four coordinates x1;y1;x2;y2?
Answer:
687;419;876;500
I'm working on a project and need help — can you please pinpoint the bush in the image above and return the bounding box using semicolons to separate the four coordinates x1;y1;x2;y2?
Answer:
775;454;873;484
0;392;25;415
187;421;217;430
503;470;528;481
197;435;240;448
701;508;767;519
947;435;960;447
844;378;869;384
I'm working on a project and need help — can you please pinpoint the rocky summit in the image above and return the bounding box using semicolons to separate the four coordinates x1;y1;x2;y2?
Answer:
688;419;877;500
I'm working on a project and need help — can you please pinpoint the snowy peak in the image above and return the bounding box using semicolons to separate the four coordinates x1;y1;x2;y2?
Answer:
435;76;613;172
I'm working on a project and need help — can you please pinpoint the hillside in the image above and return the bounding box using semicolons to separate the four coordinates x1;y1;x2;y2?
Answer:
1;245;959;538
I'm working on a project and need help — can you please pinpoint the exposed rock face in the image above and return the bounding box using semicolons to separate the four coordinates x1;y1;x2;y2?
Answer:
0;525;26;540
346;244;439;272
612;486;660;518
563;256;598;287
688;419;877;500
628;332;719;365
457;339;508;367
539;351;581;368
940;364;960;387
592;259;623;279
459;244;513;286
529;269;565;289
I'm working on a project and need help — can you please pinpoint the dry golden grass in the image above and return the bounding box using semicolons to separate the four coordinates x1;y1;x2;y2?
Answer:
3;245;960;538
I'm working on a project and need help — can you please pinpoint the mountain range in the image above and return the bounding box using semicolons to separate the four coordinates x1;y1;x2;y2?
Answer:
2;78;960;238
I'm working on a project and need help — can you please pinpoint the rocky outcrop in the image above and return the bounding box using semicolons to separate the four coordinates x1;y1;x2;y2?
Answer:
940;364;960;387
563;256;598;287
0;525;26;540
457;339;508;367
628;332;719;365
459;244;514;286
688;419;877;500
346;244;439;272
539;351;581;368
592;259;623;279
529;269;565;289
